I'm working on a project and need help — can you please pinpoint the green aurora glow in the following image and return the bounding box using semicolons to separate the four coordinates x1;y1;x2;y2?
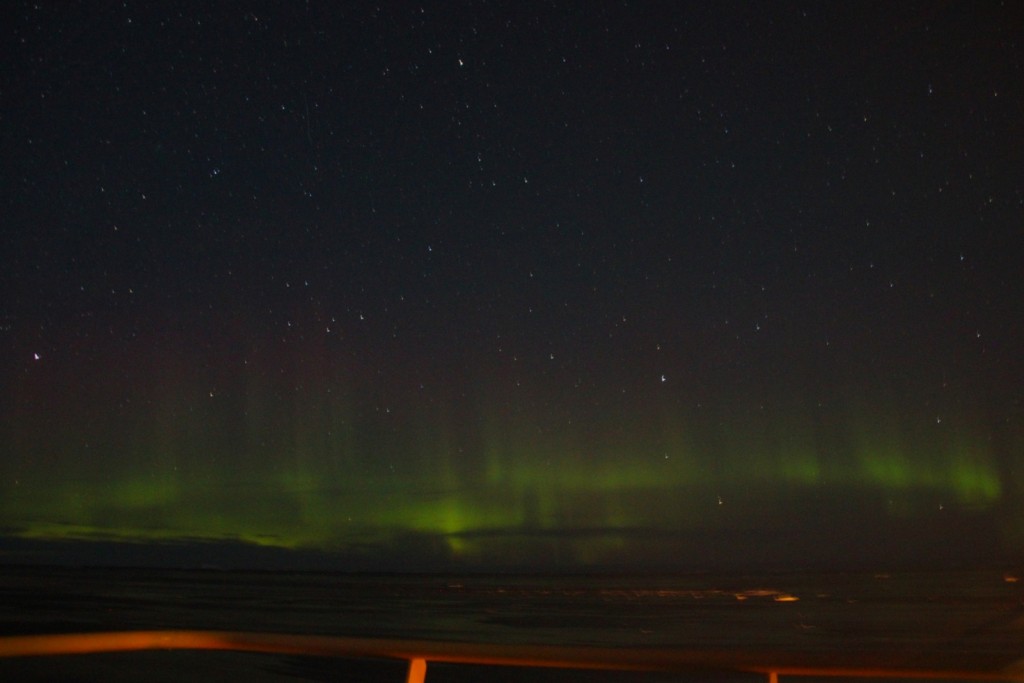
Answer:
1;335;1015;567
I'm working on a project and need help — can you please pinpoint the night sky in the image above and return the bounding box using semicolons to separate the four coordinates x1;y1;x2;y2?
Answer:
2;2;1023;571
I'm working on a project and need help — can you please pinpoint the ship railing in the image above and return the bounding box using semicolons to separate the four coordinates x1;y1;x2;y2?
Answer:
1;630;1022;683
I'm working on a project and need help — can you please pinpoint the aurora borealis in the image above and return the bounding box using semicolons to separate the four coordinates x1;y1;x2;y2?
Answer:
1;2;1023;570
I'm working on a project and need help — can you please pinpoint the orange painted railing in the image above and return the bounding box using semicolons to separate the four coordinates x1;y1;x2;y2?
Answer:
1;630;1022;683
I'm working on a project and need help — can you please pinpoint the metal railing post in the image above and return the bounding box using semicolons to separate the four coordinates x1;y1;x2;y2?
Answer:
406;656;427;683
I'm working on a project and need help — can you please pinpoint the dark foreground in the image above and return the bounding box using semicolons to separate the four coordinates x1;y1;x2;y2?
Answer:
1;566;1023;682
